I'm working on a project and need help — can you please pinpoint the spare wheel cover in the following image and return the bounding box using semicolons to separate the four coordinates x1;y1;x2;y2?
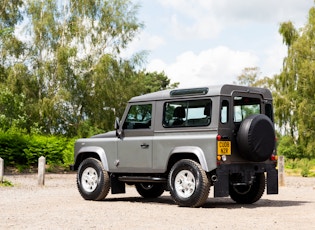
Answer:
237;114;275;162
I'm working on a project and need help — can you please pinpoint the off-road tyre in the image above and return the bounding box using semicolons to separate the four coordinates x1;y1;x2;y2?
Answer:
135;183;165;198
77;158;110;201
168;159;210;207
229;173;265;204
237;114;275;162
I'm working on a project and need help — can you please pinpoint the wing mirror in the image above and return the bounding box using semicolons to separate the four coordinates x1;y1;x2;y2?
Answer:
115;117;122;138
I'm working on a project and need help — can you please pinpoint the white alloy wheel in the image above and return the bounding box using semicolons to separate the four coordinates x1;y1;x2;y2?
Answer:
174;170;196;198
81;167;98;192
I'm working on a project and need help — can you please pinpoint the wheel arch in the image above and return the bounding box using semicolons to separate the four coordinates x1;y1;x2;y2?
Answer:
167;146;209;172
74;146;109;171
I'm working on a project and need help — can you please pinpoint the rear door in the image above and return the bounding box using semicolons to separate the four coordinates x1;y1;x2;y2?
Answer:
231;92;264;161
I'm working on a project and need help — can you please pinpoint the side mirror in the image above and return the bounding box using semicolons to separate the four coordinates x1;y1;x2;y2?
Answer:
115;117;122;138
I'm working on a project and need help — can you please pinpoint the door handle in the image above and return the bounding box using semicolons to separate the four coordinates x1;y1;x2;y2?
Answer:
140;143;149;149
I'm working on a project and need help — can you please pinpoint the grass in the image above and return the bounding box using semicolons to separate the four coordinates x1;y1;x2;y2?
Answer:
0;178;14;187
284;158;315;177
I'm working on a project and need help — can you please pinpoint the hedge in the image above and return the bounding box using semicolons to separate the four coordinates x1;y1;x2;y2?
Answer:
0;131;75;168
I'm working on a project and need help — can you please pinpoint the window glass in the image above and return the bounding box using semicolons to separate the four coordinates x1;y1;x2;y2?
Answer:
221;100;229;124
123;104;152;129
163;99;212;128
233;97;260;122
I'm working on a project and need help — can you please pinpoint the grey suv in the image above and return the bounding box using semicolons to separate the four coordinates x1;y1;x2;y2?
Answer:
71;84;278;207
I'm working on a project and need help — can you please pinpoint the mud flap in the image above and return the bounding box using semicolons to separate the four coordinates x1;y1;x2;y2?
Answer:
267;169;278;194
110;174;126;194
214;169;229;197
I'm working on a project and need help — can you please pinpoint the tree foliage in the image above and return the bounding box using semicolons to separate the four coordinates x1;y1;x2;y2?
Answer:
274;7;315;158
0;0;177;137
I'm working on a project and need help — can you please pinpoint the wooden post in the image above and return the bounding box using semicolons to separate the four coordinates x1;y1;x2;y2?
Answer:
278;155;285;186
38;156;46;186
0;157;4;183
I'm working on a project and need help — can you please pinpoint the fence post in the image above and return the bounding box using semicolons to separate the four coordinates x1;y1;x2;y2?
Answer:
38;156;46;186
278;155;285;186
0;157;4;183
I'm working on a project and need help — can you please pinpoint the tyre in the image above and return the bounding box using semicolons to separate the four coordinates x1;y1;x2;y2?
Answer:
237;114;275;162
229;173;265;204
168;159;210;207
135;183;165;198
77;158;110;201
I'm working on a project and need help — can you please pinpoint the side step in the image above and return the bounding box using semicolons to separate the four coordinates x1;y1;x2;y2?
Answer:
118;176;167;183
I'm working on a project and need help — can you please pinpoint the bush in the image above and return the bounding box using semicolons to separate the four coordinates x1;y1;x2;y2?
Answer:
0;130;75;170
0;131;28;165
300;158;311;177
277;135;301;159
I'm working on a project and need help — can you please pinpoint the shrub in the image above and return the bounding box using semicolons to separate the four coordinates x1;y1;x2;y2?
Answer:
0;130;75;169
277;135;301;159
0;131;28;165
300;158;311;177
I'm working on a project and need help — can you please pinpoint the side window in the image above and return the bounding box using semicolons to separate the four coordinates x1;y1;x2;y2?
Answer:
123;104;152;129
163;99;212;128
221;100;229;124
265;103;273;121
233;96;260;122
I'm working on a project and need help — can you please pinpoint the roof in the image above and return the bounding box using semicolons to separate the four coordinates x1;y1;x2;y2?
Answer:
128;84;273;103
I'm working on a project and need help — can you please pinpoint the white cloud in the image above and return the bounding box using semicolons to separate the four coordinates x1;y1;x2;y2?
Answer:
134;0;312;88
120;31;165;59
261;34;287;78
147;46;259;88
156;0;313;40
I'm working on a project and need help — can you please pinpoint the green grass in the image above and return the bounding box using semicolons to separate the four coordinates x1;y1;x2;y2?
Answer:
0;179;14;187
284;158;315;177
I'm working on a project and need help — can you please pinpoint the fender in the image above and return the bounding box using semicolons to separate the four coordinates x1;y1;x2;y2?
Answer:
170;146;209;171
77;146;109;171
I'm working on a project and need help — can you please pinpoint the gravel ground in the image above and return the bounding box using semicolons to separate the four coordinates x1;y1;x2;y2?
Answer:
1;173;315;230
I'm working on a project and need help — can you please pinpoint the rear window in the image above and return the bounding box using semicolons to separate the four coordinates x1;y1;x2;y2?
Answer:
163;99;212;128
233;97;260;122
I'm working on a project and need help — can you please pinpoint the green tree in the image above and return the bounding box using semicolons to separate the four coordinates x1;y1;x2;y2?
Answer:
234;67;274;89
0;0;176;136
275;6;315;158
234;67;261;86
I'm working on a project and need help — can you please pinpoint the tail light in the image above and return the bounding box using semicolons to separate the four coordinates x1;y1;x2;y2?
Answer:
270;154;278;161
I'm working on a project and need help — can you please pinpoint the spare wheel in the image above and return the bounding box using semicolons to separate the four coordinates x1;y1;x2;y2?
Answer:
237;114;275;162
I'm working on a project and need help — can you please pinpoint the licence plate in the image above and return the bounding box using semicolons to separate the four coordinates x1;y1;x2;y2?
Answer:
218;141;231;155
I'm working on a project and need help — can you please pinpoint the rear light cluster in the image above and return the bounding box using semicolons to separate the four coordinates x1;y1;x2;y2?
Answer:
270;138;278;161
217;155;227;161
216;134;229;163
270;154;278;161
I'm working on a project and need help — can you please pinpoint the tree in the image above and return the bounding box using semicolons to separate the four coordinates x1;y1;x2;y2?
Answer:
234;67;261;86
275;6;315;158
234;67;274;89
0;0;177;136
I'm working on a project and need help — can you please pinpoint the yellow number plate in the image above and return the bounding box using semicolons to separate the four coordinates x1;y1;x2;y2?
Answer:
218;141;231;155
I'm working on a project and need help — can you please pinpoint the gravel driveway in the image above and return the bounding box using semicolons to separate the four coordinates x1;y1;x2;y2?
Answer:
1;173;315;230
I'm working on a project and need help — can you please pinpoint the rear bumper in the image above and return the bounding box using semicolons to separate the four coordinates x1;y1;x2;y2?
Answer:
213;163;278;197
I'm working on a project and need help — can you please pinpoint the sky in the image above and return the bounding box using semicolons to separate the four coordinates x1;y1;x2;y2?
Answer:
122;0;314;88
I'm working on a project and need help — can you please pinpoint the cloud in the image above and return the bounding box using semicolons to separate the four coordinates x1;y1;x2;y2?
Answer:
261;34;287;77
157;0;313;39
147;46;259;87
120;31;165;59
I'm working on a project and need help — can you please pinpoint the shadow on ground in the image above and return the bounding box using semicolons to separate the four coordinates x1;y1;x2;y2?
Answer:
103;195;311;209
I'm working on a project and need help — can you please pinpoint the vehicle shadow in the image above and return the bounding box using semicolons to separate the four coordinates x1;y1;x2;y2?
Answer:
103;195;311;209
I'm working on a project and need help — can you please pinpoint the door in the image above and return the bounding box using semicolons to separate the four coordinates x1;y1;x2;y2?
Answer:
117;103;153;172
